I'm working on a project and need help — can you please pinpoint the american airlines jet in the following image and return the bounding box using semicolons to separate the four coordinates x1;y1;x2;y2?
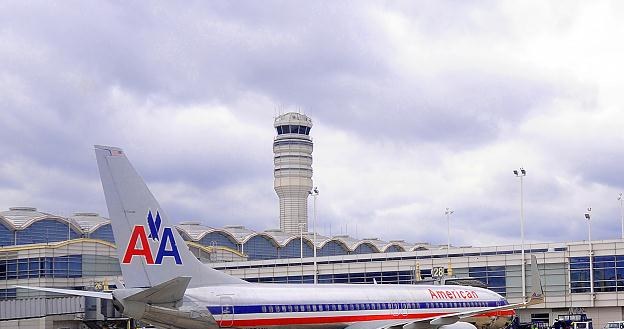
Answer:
17;145;544;329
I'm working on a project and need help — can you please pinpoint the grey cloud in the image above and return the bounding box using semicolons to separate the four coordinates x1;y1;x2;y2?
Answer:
0;1;621;246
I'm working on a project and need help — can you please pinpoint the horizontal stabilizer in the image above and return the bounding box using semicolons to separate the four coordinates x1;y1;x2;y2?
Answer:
14;285;113;300
126;276;191;304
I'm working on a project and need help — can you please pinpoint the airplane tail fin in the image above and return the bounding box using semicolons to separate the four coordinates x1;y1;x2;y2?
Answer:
528;254;544;305
94;145;246;288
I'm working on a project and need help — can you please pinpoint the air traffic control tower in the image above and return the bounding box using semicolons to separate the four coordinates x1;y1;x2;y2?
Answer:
273;112;314;234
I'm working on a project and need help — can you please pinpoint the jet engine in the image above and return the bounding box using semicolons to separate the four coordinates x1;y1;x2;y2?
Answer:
439;321;479;329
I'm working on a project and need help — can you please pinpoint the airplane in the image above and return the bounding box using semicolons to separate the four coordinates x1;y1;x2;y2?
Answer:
16;145;544;329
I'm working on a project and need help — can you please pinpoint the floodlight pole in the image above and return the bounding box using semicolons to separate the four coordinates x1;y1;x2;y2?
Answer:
445;208;454;276
513;168;527;300
299;223;303;268
585;208;594;301
619;193;624;239
309;187;319;284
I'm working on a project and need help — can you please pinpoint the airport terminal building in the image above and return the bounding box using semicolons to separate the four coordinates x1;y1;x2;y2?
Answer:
2;207;624;328
2;115;623;328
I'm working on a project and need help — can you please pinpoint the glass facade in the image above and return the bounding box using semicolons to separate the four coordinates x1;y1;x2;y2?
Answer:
15;219;80;245
276;125;311;135
247;269;426;285
199;232;238;250
469;266;506;296
353;243;378;254
570;255;624;293
0;288;16;299
244;235;279;260
280;238;314;258
0;255;82;280
318;241;349;257
0;222;13;247
89;224;115;243
385;245;405;253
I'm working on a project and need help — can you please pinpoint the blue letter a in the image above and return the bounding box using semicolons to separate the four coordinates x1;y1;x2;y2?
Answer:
155;227;182;265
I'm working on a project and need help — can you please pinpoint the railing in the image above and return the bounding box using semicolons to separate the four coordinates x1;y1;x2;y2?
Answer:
0;296;83;321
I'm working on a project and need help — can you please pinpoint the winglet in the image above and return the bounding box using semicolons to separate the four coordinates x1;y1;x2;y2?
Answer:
528;254;544;305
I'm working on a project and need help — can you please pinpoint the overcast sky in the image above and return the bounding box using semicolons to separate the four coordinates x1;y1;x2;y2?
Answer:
2;1;624;247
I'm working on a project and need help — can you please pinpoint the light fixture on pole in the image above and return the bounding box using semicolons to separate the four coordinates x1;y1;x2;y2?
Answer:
309;187;319;284
618;193;624;240
585;208;594;300
299;222;304;279
513;167;527;299
445;208;454;277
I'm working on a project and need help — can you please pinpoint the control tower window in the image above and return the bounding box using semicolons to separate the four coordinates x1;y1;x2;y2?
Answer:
277;126;283;134
304;127;310;135
298;125;306;134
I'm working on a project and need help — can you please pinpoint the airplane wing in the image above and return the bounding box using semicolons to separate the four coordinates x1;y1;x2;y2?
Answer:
346;255;544;329
14;285;113;300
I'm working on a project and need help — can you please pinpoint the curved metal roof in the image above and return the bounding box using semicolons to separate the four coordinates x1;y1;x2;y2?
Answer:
1;207;430;254
69;212;111;233
0;207;83;233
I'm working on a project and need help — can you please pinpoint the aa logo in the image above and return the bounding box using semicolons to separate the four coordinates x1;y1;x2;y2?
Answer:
122;210;182;265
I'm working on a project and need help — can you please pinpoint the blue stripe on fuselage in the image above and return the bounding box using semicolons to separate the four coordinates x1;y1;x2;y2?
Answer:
207;300;507;315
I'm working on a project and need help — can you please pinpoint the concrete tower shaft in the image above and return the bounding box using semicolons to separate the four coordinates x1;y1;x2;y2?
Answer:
273;112;313;234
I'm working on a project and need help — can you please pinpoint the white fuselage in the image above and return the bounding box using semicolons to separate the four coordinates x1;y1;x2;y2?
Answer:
179;283;514;329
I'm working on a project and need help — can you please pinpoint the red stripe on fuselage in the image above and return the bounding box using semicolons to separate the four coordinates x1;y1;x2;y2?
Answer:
217;310;515;327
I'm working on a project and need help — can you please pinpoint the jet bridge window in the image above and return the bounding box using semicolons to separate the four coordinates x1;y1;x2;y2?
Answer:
262;306;267;313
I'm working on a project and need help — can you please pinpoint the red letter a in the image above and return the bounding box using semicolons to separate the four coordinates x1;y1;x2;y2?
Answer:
122;226;154;264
